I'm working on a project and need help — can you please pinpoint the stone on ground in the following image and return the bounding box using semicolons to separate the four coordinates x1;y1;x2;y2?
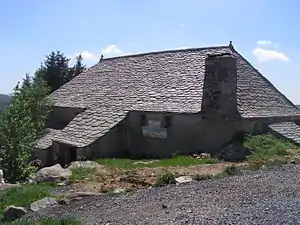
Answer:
175;176;193;184
30;197;58;212
34;164;72;182
68;161;100;170
219;143;251;162
3;206;27;221
113;188;127;194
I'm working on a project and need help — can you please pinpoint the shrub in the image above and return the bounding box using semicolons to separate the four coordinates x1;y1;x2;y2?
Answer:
223;165;240;176
244;134;297;161
194;174;214;181
154;172;176;187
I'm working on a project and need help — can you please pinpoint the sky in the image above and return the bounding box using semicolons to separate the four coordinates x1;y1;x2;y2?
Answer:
0;0;299;104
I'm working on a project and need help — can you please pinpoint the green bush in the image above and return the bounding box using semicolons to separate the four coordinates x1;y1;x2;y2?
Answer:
154;172;176;187
223;165;240;176
194;174;214;181
243;134;297;161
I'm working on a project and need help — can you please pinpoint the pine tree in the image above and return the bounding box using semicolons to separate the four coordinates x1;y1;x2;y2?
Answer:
35;51;70;92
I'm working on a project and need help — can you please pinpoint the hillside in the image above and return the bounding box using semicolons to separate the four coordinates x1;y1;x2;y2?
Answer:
0;94;11;113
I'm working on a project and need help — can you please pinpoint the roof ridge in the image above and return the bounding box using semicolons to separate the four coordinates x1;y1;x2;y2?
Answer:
101;45;230;61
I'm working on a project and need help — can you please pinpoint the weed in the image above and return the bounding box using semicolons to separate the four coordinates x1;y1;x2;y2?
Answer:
194;174;214;181
154;172;176;187
223;165;240;176
69;167;96;183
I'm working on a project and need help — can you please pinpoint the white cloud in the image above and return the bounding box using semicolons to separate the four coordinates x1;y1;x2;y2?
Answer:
253;48;290;63
101;45;123;56
76;51;96;60
257;40;273;45
179;23;185;28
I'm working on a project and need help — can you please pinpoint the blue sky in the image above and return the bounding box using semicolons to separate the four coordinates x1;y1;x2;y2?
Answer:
1;0;299;104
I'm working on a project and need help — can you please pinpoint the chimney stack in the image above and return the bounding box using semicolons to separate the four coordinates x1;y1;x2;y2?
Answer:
201;53;238;117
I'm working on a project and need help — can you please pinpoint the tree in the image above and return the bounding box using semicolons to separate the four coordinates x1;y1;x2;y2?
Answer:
67;54;86;82
36;51;86;93
35;51;70;92
0;76;52;182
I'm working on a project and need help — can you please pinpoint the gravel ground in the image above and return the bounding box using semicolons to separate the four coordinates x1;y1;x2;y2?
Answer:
27;165;300;224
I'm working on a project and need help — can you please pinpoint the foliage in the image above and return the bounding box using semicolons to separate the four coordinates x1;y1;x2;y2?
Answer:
154;172;176;187
3;217;81;225
95;156;220;169
223;165;240;176
35;51;86;93
194;174;214;181
0;76;52;182
243;133;297;161
0;183;57;212
69;167;96;183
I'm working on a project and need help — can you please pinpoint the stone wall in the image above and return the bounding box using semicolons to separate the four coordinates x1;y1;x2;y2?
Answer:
201;53;238;117
78;119;128;160
125;111;262;158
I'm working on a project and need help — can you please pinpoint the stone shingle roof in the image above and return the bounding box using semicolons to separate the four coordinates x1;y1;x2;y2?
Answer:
34;128;61;149
40;45;299;148
269;122;300;145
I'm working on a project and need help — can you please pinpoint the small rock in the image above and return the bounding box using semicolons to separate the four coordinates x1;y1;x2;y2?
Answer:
186;209;193;213
175;176;193;184
290;159;296;164
132;160;159;165
35;164;72;183
3;206;27;221
30;197;58;212
68;161;99;170
161;203;168;209
73;197;83;201
113;188;127;194
58;199;70;205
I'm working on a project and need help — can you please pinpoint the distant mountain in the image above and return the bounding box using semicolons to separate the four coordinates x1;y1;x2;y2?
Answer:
0;94;11;113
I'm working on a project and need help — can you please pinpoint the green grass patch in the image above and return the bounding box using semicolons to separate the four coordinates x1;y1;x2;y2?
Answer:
3;217;82;225
0;182;57;213
95;156;220;169
243;134;297;161
154;172;177;187
69;167;96;183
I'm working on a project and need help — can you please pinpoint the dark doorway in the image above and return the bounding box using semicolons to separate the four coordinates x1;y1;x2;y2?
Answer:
70;147;77;162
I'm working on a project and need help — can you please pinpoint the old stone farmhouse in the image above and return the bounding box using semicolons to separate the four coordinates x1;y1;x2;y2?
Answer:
34;42;300;167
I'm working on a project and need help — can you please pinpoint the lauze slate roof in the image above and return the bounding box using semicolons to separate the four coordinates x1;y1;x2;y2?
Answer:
36;44;300;149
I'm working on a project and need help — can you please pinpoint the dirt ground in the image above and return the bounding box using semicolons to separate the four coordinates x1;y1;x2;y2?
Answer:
64;161;249;194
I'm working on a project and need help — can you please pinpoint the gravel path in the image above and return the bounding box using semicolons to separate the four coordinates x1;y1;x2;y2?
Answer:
27;165;300;224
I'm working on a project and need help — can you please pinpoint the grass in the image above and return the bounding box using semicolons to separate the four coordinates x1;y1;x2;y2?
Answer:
69;167;96;183
193;174;215;181
95;155;220;169
0;182;58;213
243;134;298;161
154;172;177;187
223;164;240;176
3;218;81;225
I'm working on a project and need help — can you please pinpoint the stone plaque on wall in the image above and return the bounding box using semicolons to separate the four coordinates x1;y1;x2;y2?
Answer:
142;126;167;139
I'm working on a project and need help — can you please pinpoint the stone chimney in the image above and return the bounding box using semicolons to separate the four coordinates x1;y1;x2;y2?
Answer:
201;53;238;117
